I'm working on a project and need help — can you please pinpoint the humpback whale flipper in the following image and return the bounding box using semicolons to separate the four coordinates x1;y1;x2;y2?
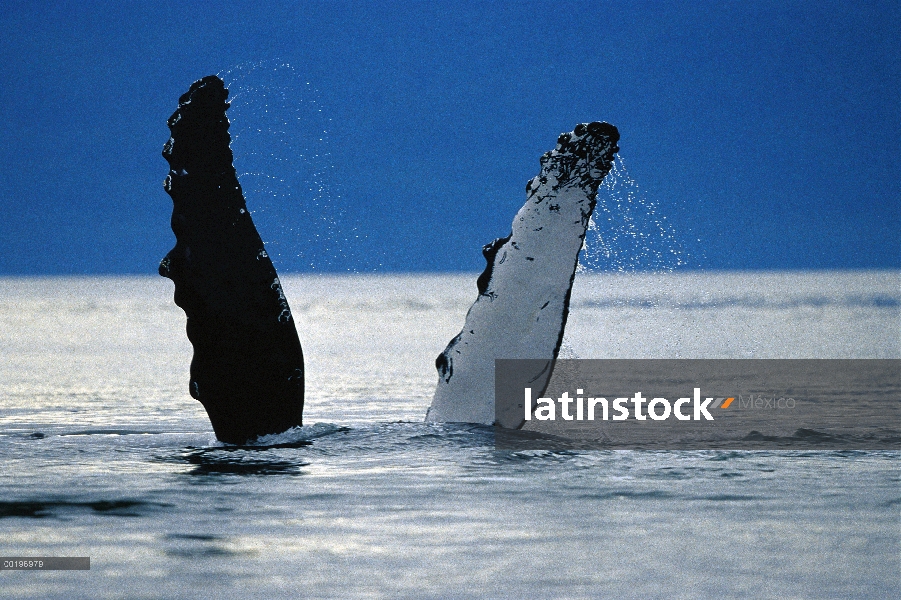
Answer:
426;122;620;427
159;76;304;444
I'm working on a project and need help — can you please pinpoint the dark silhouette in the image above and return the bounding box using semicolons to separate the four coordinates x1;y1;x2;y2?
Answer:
159;76;304;444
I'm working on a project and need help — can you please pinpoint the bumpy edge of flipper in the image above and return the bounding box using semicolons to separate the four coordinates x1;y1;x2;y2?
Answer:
159;76;305;443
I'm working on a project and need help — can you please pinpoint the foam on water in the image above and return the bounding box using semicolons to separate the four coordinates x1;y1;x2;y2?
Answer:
245;422;347;447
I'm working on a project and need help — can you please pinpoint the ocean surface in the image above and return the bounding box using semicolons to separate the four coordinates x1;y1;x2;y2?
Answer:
1;271;899;599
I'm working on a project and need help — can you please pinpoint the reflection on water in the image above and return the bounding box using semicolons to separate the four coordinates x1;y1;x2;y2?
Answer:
176;448;310;477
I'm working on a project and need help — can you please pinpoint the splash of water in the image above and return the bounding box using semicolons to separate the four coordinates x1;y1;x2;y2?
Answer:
218;60;361;271
564;157;686;356
578;156;686;273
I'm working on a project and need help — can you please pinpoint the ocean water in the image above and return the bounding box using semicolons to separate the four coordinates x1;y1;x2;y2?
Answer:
0;271;898;599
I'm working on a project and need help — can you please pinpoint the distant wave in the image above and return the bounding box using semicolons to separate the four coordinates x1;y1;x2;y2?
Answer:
572;293;899;310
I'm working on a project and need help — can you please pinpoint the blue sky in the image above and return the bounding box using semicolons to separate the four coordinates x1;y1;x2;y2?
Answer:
0;1;897;274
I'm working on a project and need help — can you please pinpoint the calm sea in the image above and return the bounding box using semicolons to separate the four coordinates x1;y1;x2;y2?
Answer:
1;271;898;599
